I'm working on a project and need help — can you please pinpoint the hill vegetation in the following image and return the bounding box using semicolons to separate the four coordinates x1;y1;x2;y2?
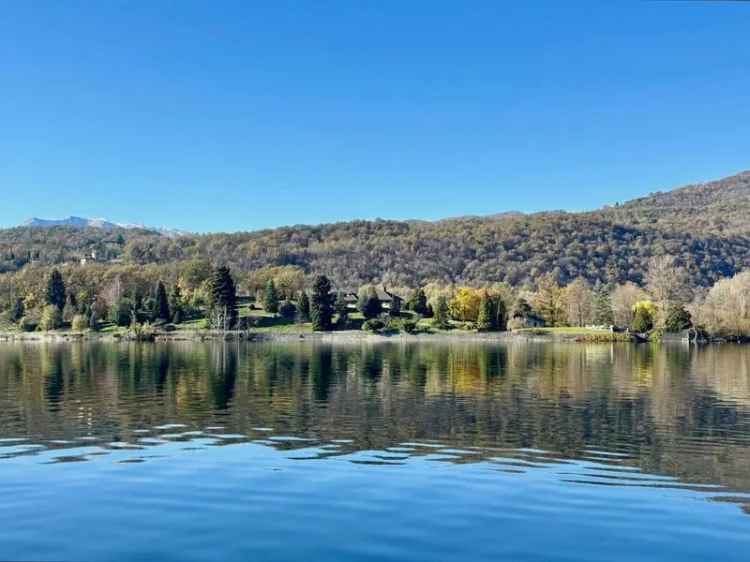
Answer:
4;170;750;338
2;171;750;290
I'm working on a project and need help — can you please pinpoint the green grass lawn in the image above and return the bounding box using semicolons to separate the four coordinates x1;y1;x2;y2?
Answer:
515;327;611;335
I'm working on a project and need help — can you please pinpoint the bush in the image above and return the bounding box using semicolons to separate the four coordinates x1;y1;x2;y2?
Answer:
664;305;692;332
128;322;156;341
71;314;88;332
279;300;296;320
18;316;37;332
631;304;654;333
362;319;386;332
358;286;382;319
399;319;418;334
39;305;63;331
110;298;133;327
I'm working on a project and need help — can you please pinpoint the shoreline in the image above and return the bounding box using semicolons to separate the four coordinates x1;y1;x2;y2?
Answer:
0;328;703;345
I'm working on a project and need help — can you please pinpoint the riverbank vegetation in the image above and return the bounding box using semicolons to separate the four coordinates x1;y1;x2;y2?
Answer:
1;251;748;341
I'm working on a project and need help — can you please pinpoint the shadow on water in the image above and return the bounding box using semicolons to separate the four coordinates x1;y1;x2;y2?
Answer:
1;340;750;514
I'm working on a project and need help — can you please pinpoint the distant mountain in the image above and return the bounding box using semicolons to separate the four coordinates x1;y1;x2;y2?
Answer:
22;216;189;238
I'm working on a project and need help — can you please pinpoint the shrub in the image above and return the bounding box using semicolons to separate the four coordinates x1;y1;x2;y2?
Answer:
432;296;450;329
664;305;692;332
129;322;156;341
362;319;386;332
279;300;296;320
400;319;418;334
631;301;656;333
358;286;382;319
71;314;88;332
110;298;133;327
39;305;63;331
18;316;37;332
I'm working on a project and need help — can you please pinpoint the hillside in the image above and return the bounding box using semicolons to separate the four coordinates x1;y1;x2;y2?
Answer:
1;171;749;289
596;170;750;234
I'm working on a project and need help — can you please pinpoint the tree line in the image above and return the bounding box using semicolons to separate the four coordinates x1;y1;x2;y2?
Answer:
5;252;748;338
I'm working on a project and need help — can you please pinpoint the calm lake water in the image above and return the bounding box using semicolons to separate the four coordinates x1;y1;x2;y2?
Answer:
1;341;750;561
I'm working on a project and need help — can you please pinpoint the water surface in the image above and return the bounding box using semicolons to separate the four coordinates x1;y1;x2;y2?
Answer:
1;341;749;561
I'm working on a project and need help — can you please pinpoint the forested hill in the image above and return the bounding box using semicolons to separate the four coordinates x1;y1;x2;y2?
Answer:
594;170;750;235
1;170;749;289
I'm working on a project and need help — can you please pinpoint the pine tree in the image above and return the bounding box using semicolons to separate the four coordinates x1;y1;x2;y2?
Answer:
45;269;66;310
407;288;429;316
310;275;334;331
494;297;508;331
335;291;349;329
358;286;382;319
592;283;614;325
389;294;402;317
296;291;310;323
265;279;280;314
10;298;24;323
153;281;171;322
209;266;238;329
476;295;493;331
89;311;99;331
432;296;450;329
169;284;184;323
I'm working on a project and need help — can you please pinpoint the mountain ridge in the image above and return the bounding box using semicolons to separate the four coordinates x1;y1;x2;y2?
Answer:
22;216;190;238
3;169;750;289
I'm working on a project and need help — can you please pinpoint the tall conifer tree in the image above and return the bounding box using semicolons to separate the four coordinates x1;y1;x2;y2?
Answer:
310;275;334;331
209;266;238;329
45;269;66;310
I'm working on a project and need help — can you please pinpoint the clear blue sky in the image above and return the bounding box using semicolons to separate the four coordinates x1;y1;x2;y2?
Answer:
1;1;748;232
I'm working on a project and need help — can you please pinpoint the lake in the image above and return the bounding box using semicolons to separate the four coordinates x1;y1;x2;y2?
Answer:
1;341;749;561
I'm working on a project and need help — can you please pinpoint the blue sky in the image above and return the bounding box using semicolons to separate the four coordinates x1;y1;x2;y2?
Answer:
1;1;748;232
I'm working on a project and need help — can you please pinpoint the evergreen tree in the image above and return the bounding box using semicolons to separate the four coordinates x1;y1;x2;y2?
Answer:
664;304;692;332
432;296;450;329
264;279;280;314
111;297;133;327
296;291;310;323
357;286;382;319
407;288;429;316
209;266;238;329
45;269;66;310
10;298;24;323
389;294;402;318
40;304;63;331
494;297;508;331
631;306;654;333
153;281;171;322
335;291;349;329
476;295;493;331
89;311;99;331
511;298;533;321
592;283;614;325
279;300;296;320
310;275;334;331
169;284;184;323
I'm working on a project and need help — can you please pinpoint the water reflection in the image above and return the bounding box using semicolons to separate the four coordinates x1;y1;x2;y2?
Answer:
1;341;750;511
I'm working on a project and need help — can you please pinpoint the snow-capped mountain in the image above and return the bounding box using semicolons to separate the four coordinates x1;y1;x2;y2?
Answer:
23;216;189;238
